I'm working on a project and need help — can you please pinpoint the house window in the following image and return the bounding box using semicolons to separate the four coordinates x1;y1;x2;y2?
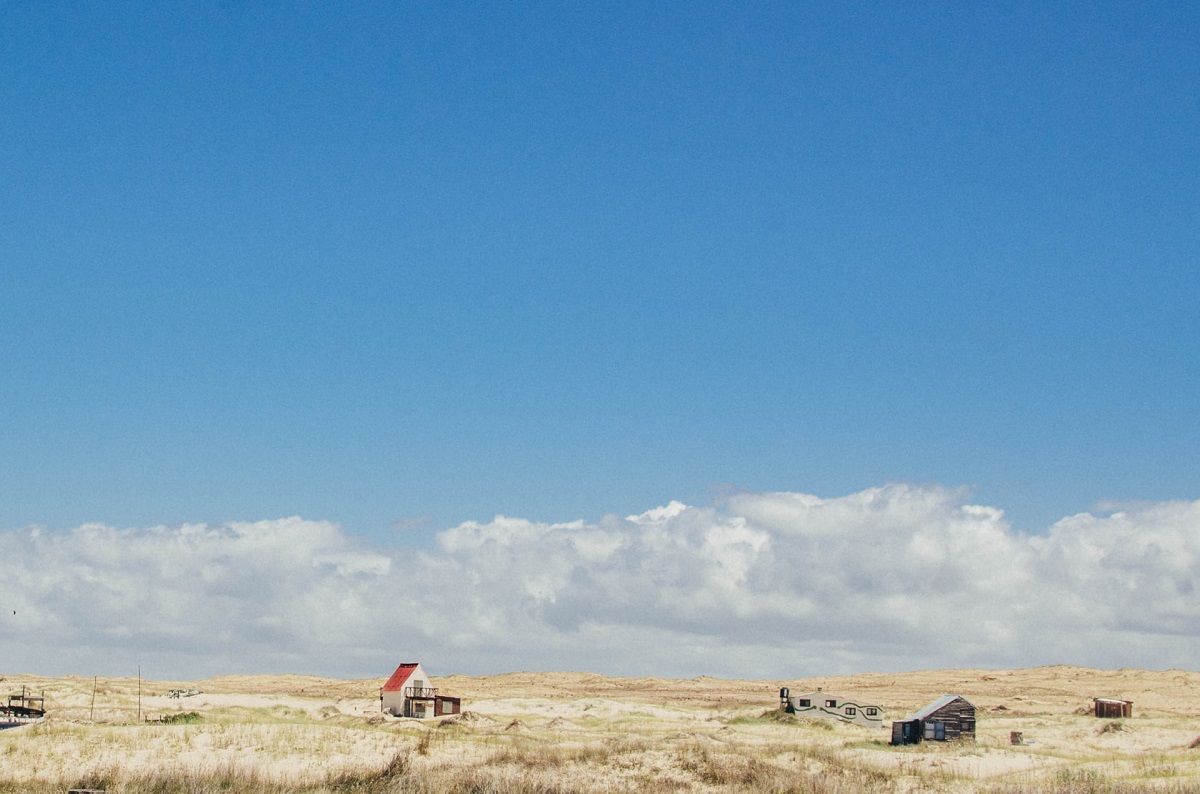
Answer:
845;707;856;716
865;708;878;716
825;700;837;708
797;699;810;707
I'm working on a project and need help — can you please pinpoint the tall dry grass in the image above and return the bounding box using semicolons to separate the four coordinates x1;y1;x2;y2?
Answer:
6;665;1200;793
984;767;1200;794
5;737;1200;794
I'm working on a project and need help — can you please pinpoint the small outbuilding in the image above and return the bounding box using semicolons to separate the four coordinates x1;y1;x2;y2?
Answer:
380;662;461;719
779;687;885;729
890;694;976;745
1093;698;1132;718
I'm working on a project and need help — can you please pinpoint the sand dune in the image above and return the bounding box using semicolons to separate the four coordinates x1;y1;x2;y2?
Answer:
2;666;1198;792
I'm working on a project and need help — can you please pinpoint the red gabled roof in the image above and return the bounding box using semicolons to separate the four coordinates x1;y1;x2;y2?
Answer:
382;663;419;692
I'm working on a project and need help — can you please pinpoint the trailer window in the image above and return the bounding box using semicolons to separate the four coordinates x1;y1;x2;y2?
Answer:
844;707;856;716
797;699;810;707
825;700;837;708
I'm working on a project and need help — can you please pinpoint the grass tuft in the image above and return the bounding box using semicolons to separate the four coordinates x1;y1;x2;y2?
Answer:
159;712;202;725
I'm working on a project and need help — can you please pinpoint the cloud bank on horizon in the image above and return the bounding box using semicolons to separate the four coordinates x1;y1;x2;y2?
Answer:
2;484;1197;679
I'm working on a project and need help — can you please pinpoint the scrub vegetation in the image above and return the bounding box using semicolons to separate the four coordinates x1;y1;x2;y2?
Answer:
2;666;1200;792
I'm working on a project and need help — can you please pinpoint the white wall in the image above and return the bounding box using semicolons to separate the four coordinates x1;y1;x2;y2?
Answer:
786;691;885;729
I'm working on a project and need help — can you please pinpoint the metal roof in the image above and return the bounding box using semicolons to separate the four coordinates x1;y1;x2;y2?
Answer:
381;663;420;692
910;694;970;720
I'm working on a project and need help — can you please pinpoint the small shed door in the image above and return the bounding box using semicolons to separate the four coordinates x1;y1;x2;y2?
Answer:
894;720;921;744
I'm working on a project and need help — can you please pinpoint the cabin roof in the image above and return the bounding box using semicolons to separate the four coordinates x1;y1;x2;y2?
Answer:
382;663;420;692
911;694;971;719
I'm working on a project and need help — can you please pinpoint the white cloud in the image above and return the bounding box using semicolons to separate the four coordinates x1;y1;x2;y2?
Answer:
1;486;1197;678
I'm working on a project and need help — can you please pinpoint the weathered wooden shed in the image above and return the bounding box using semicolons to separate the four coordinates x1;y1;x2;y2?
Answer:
890;694;976;745
1093;698;1132;718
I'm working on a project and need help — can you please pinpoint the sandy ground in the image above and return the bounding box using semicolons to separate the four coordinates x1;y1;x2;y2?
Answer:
2;665;1199;791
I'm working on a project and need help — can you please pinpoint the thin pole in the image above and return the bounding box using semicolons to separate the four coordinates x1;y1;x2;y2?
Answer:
137;666;142;723
90;676;97;722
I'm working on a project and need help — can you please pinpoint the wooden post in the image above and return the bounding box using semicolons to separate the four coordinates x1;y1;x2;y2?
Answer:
90;676;97;722
137;666;141;723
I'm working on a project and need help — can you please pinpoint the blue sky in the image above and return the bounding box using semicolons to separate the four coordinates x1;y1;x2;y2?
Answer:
2;1;1197;541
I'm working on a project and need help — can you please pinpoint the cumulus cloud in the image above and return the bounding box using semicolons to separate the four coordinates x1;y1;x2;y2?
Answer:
1;486;1197;678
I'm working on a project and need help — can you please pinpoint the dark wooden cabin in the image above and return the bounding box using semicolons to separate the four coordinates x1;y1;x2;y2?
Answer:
434;695;461;716
1093;698;1132;718
890;694;976;745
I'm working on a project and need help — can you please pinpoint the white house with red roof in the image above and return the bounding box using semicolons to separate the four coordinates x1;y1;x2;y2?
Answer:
380;662;461;718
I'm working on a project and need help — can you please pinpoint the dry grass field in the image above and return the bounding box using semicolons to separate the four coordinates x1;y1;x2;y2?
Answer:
2;666;1200;793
